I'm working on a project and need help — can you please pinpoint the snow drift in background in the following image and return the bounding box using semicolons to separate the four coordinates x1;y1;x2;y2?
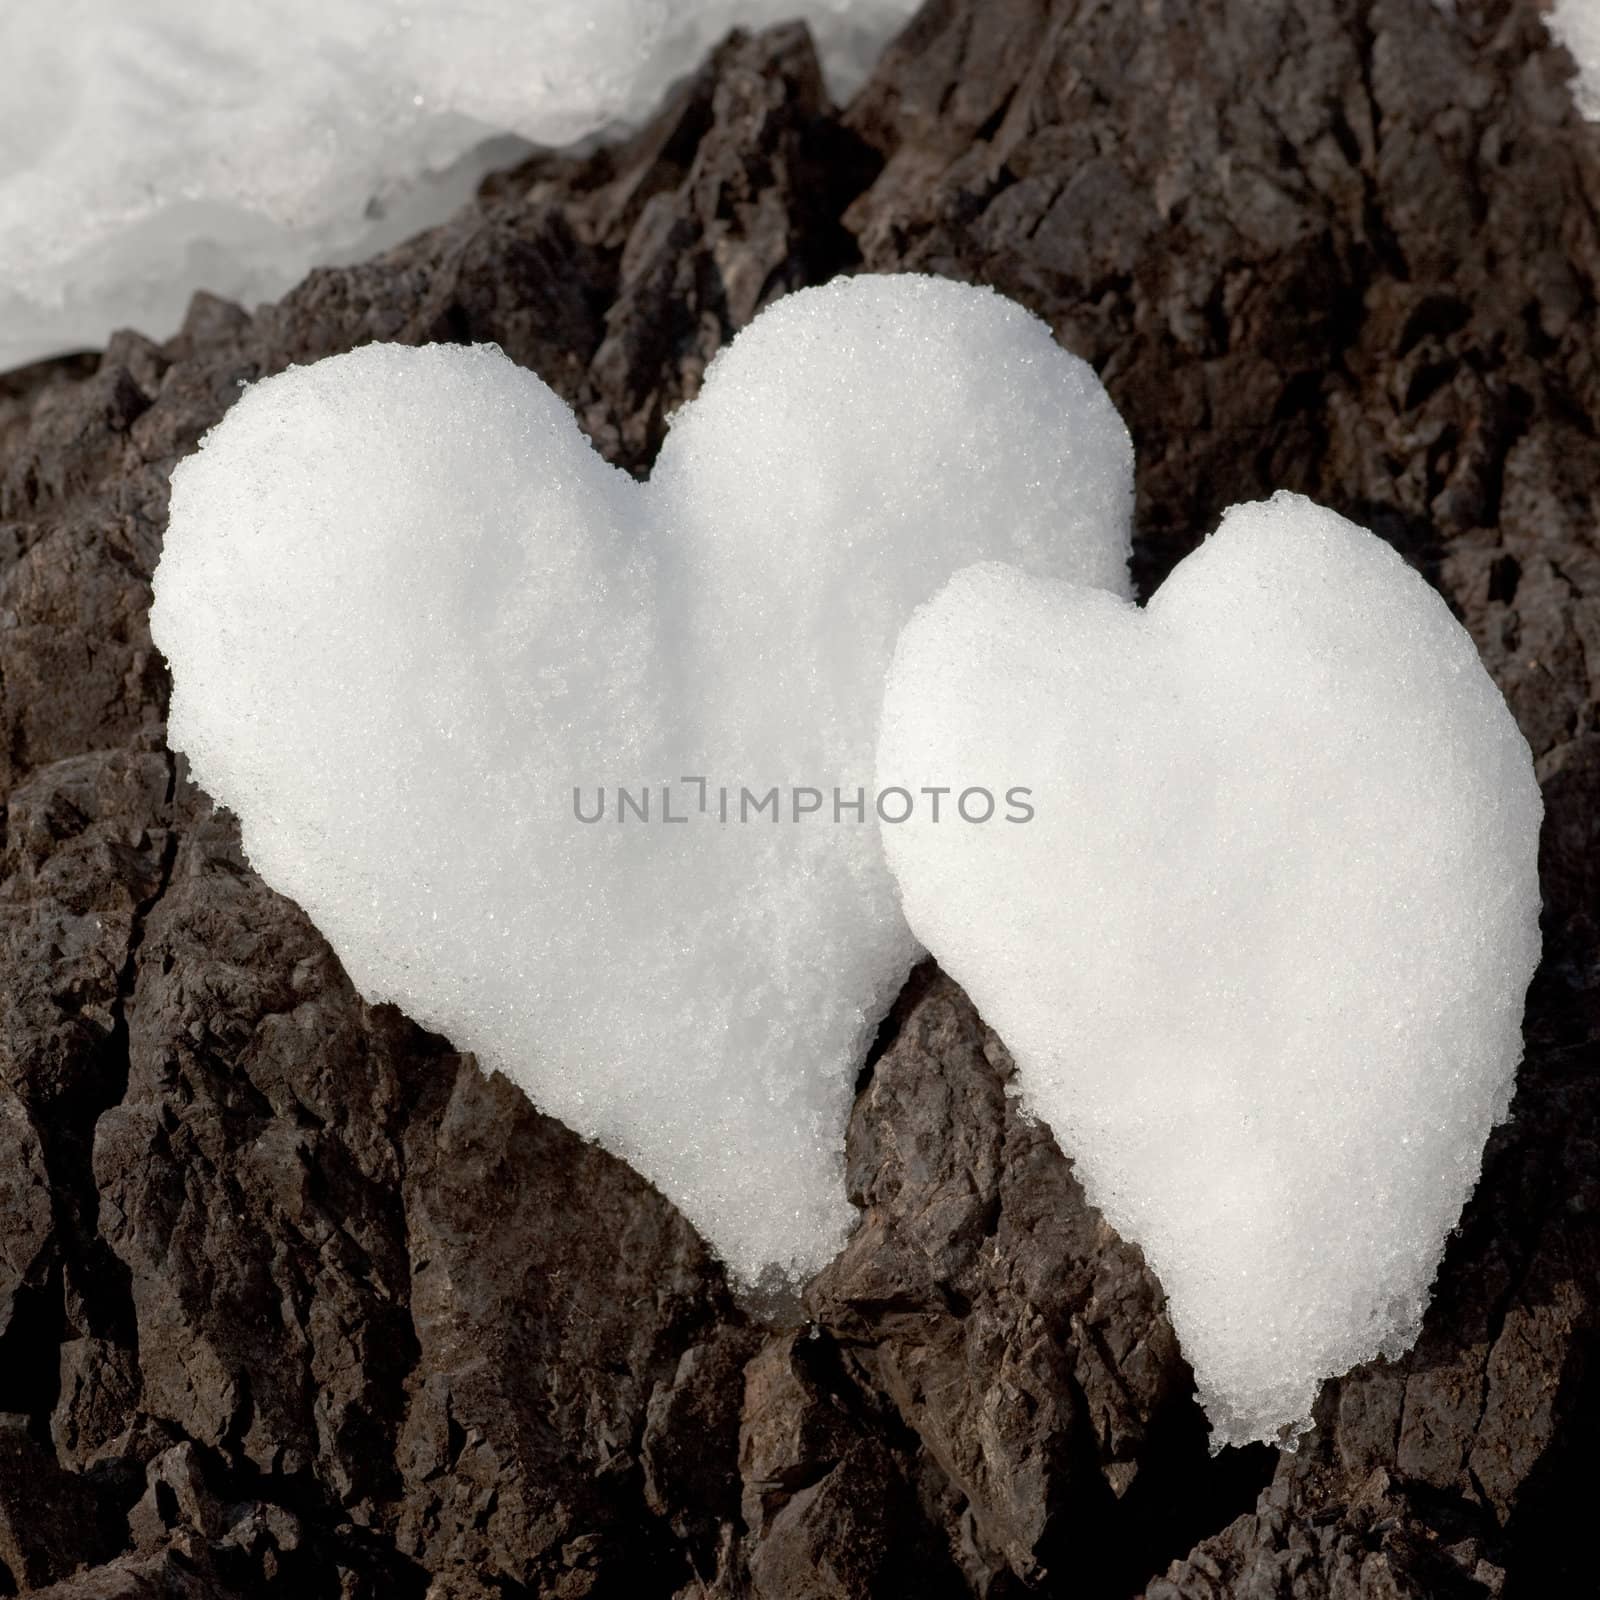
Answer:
1550;0;1600;121
0;0;919;371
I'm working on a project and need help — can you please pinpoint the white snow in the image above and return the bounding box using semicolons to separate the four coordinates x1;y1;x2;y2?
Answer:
876;494;1543;1449
1550;0;1600;120
0;0;921;372
149;273;1134;1287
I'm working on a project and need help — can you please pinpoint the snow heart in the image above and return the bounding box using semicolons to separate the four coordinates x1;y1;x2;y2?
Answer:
149;274;1133;1286
875;493;1543;1447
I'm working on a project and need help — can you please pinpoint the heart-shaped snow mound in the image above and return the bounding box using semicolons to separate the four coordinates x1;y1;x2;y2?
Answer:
875;492;1542;1447
149;273;1133;1286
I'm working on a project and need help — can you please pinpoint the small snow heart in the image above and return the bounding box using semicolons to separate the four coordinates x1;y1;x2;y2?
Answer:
150;274;1134;1285
876;493;1543;1446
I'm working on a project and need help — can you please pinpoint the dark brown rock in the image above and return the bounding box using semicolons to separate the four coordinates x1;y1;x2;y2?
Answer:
0;1413;124;1589
1;3;1598;1596
801;971;1227;1594
738;1328;968;1600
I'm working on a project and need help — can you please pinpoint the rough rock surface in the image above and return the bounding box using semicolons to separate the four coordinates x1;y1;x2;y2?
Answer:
0;2;1596;1595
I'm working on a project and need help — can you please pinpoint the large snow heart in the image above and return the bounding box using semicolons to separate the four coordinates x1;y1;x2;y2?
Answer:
876;493;1542;1446
150;274;1133;1285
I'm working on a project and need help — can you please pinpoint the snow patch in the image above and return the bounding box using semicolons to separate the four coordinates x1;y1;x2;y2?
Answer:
149;274;1134;1287
876;495;1543;1448
0;0;921;370
1551;0;1600;120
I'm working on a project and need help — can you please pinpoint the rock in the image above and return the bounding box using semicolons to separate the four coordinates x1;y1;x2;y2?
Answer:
739;1329;969;1600
2;2;1598;1595
641;1323;763;1565
0;1413;124;1589
801;971;1224;1593
392;1058;737;1594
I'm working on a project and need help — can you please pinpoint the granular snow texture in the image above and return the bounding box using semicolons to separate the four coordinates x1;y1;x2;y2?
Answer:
877;494;1543;1448
149;274;1132;1285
